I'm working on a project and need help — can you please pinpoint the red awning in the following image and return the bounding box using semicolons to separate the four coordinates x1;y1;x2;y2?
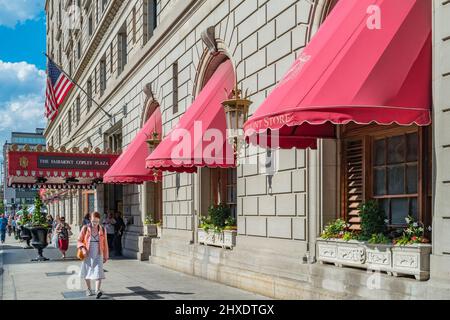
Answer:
145;60;235;173
7;146;119;189
244;0;431;149
103;108;162;184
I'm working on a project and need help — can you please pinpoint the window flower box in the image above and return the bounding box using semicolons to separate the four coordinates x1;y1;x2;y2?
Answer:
198;228;237;249
317;238;431;281
143;224;158;237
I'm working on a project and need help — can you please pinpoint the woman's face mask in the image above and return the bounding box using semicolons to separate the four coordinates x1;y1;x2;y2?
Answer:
91;219;100;226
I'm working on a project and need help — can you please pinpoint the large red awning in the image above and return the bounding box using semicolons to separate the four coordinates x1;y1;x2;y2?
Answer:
7;146;119;189
103;108;162;184
145;60;235;173
244;0;431;149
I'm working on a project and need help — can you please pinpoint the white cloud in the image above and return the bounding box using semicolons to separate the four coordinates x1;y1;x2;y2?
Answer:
0;60;46;101
0;60;46;162
0;94;46;132
0;0;45;28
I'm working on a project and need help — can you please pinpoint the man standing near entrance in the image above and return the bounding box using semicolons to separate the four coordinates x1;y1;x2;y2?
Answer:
114;211;125;256
103;212;116;253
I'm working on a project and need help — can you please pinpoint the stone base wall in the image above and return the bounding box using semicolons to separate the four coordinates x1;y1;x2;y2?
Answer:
150;236;450;299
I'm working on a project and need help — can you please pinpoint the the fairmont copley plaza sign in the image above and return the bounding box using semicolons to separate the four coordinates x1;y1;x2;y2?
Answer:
37;155;111;170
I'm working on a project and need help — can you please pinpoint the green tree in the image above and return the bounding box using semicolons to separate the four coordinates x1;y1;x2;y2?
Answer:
31;195;47;227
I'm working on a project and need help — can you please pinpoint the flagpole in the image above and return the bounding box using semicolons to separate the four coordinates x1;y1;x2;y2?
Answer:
44;53;112;118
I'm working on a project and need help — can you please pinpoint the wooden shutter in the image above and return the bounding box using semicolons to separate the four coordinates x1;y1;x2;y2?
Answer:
343;138;364;231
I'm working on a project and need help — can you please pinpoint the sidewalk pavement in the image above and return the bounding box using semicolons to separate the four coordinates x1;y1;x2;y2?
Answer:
0;234;268;300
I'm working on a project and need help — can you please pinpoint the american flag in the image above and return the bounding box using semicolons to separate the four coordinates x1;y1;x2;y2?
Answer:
45;58;74;121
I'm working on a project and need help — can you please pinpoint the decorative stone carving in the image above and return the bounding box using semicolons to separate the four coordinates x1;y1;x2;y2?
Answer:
316;239;431;281
337;243;366;264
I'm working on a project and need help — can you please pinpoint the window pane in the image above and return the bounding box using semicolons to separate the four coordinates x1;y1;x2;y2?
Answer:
388;165;405;195
406;164;418;194
378;199;389;220
373;139;385;166
406;133;418;162
391;198;409;225
409;198;418;220
387;135;405;164
373;168;386;195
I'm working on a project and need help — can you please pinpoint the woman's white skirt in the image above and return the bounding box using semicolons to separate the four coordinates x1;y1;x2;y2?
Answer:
79;241;105;280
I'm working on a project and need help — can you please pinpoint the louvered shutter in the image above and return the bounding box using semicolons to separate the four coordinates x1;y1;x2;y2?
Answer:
344;138;364;231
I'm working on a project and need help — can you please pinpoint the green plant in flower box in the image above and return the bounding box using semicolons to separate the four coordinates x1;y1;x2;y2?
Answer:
199;204;233;233
144;215;154;225
224;216;237;231
357;200;387;241
393;215;430;245
368;233;391;244
342;231;357;242
320;219;347;239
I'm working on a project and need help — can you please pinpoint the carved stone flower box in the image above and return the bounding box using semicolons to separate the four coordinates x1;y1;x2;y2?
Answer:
198;229;237;249
144;224;158;237
317;238;431;281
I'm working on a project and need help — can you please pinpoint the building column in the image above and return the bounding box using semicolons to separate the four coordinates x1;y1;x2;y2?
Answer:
430;0;450;281
95;185;105;214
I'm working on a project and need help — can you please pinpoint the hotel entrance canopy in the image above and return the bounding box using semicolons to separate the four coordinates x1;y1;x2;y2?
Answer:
244;0;432;149
6;145;119;189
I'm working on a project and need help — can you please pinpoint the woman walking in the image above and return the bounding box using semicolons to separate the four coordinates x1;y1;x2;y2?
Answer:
55;217;71;259
53;215;60;233
7;215;13;237
12;215;17;239
78;212;109;299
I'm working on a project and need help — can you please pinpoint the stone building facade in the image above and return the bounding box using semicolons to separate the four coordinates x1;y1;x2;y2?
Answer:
43;0;450;299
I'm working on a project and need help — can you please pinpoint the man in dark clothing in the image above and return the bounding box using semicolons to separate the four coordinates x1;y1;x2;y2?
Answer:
113;212;125;256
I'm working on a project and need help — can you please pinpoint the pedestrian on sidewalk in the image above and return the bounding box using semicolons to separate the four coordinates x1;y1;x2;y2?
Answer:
78;211;109;299
103;212;116;253
7;215;13;237
55;217;71;259
46;214;54;241
81;213;90;228
0;214;8;244
47;214;54;228
12;215;17;239
113;211;125;256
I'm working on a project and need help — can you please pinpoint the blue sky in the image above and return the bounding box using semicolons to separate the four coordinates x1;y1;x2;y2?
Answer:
0;0;47;164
